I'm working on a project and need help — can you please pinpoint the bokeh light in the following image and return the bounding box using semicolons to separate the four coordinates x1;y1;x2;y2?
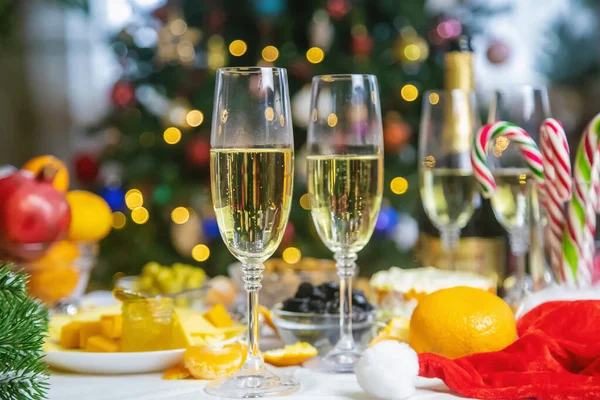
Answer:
401;84;419;102
112;211;126;229
327;113;338;127
171;206;190;224
229;40;247;56
125;189;143;209
299;193;311;210
186;110;204;127
403;44;421;61
131;207;149;224
163;127;182;144
192;244;210;262
262;46;279;62
428;92;439;105
390;177;409;195
306;47;325;64
282;247;302;264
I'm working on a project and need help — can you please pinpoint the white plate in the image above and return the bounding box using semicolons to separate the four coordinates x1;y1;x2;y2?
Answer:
45;348;185;375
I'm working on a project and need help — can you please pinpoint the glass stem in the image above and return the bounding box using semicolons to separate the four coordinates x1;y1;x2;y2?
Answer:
509;229;529;294
334;252;357;352
242;262;264;371
440;226;460;270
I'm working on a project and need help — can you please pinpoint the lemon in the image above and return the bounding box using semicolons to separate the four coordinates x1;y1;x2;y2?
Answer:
66;190;112;242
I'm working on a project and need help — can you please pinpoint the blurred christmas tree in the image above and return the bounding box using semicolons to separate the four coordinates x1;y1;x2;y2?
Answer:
85;0;452;283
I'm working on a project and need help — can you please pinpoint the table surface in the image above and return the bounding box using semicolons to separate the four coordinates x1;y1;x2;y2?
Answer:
49;369;469;400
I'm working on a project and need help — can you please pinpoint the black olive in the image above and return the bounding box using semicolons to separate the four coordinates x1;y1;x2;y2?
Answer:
311;287;327;301
295;282;314;299
309;299;326;313
319;282;339;298
283;298;309;312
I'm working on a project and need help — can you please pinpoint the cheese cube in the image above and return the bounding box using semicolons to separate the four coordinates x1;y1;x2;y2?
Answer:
79;321;102;348
204;304;233;328
60;322;82;349
100;314;123;339
84;335;119;352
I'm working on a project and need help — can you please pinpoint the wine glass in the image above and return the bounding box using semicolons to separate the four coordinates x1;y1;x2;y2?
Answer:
207;67;299;397
488;86;550;304
419;90;481;269
304;74;383;372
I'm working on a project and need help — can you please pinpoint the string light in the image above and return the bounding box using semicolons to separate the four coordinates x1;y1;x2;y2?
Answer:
131;207;149;224
186;110;204;127
229;40;247;56
403;44;421;61
261;46;279;62
163;127;182;144
299;193;311;210
390;177;409;195
306;47;324;64
112;211;126;229
428;92;439;105
125;189;143;210
282;247;302;264
401;84;419;102
171;207;190;224
192;244;210;262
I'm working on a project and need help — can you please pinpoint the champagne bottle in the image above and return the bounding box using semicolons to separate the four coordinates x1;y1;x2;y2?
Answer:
418;35;507;287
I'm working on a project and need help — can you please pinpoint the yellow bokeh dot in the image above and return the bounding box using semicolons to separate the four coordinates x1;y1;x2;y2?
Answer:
390;177;409;195
404;44;421;61
125;189;143;210
112;211;126;229
171;206;190;225
327;113;338;127
131;207;149;224
163;127;182;144
428;92;439;105
306;47;325;64
282;247;302;264
262;46;279;62
192;244;210;262
299;193;311;210
401;84;419;102
229;40;247;57
186;110;204;127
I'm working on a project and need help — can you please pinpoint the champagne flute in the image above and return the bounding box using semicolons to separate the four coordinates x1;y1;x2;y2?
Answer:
488;86;550;304
207;67;299;397
305;74;383;372
419;90;480;269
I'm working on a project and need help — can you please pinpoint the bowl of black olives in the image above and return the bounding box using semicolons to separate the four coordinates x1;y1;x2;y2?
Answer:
271;282;376;353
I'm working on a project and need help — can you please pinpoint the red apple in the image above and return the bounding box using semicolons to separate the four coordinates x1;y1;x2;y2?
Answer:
0;167;71;260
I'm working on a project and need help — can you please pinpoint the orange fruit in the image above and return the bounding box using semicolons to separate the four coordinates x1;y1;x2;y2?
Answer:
205;276;237;307
263;342;318;367
369;317;410;346
163;364;191;380
259;305;276;331
27;241;80;303
409;286;516;359
66;191;112;242
184;343;246;380
22;155;69;192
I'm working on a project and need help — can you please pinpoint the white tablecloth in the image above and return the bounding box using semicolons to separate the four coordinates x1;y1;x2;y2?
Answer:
49;370;469;400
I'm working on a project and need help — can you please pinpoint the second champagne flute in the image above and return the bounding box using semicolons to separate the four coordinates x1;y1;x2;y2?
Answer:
305;74;383;372
207;67;299;397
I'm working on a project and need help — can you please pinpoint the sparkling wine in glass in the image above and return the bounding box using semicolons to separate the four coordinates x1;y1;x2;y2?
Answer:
488;86;550;304
419;90;481;269
305;74;383;373
207;67;299;397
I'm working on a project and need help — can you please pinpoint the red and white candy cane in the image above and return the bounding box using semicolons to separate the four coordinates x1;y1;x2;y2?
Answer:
471;121;544;198
540;118;571;282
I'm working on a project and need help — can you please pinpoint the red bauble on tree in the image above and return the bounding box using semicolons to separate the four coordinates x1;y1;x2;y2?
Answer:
487;41;511;64
352;33;373;57
185;137;211;168
327;0;349;20
384;112;412;153
74;153;99;185
111;81;136;108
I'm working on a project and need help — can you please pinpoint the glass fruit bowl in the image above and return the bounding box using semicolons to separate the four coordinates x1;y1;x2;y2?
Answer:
270;303;376;354
13;241;97;314
228;258;343;308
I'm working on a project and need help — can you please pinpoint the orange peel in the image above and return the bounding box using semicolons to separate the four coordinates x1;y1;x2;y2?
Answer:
263;342;317;367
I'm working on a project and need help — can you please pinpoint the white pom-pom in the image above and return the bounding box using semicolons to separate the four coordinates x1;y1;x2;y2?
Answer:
355;341;419;400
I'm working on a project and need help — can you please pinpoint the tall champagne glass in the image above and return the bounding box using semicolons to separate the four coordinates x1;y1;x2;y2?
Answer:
419;90;481;269
305;74;383;372
207;67;299;397
488;86;550;304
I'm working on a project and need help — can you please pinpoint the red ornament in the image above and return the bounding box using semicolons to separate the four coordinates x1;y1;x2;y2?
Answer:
327;0;349;20
111;81;135;108
352;33;373;57
185;137;211;168
74;153;99;185
0;169;71;260
487;41;511;64
384;115;412;153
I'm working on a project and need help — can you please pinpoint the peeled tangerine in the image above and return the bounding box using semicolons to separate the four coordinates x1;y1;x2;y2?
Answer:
184;344;246;380
263;342;318;367
369;317;410;346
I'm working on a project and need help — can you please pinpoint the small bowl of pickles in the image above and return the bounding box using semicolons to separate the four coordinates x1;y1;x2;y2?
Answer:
115;262;209;309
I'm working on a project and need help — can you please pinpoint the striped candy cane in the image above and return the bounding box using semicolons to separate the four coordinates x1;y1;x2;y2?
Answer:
472;121;544;198
563;113;600;285
540;119;571;283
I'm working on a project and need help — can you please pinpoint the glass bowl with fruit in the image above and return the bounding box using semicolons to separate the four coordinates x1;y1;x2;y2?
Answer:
271;282;376;353
228;258;343;308
115;262;212;309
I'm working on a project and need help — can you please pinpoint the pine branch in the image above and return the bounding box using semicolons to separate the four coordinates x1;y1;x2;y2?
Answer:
0;263;27;300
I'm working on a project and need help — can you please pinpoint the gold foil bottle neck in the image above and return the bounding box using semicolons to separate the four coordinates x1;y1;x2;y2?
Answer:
445;52;474;91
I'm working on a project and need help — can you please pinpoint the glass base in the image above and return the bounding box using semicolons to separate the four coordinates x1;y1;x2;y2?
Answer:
303;347;362;373
205;368;300;398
